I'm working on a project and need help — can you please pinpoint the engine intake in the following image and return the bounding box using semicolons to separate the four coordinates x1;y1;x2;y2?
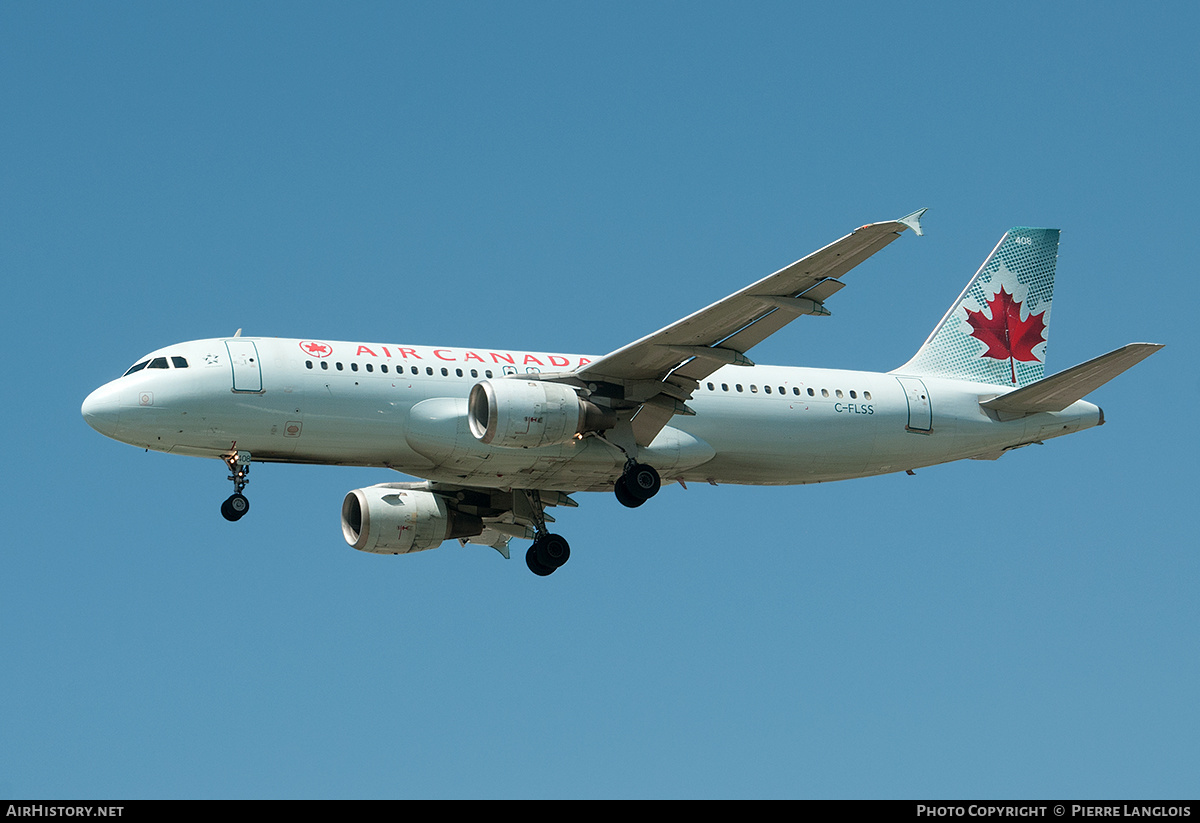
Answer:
467;379;615;449
341;486;483;554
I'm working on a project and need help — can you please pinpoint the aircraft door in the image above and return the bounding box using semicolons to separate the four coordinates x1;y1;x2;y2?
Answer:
225;340;263;392
894;376;932;433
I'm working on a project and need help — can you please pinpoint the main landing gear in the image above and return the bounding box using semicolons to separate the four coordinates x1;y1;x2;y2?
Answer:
526;532;571;577
614;460;660;508
521;489;572;577
525;461;660;575
220;451;251;522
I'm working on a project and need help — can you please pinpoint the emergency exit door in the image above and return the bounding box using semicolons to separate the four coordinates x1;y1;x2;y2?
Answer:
894;376;931;433
225;340;263;393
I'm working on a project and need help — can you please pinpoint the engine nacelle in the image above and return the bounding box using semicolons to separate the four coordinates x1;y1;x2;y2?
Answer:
341;486;483;555
467;379;615;449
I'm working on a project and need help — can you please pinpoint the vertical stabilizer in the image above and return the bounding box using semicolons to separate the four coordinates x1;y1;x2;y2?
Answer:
894;227;1059;387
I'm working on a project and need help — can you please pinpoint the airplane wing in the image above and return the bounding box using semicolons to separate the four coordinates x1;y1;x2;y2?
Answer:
572;210;927;446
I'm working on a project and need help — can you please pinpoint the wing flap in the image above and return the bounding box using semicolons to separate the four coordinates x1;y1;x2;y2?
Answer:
797;277;846;303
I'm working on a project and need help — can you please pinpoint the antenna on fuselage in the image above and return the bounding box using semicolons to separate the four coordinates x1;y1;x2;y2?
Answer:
233;329;242;337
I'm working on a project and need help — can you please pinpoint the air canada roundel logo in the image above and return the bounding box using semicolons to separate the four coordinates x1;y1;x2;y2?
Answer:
300;340;333;358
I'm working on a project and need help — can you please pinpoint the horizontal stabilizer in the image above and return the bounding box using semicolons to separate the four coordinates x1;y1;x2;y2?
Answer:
981;343;1163;415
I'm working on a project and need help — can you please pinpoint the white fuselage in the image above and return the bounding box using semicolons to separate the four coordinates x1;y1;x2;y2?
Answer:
82;336;1103;492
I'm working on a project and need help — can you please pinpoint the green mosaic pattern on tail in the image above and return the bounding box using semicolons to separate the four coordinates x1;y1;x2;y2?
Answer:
896;227;1059;387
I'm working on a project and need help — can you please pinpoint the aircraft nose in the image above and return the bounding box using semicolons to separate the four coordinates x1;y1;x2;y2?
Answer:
82;383;121;438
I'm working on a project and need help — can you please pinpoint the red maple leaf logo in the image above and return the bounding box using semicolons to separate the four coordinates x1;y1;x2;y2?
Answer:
964;287;1047;382
300;340;332;357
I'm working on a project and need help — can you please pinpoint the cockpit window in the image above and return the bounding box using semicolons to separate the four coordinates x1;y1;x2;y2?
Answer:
124;355;188;376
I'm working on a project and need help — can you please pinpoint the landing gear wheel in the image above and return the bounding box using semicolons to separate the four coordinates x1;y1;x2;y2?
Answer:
516;494;571;578
526;546;556;576
535;533;571;569
221;493;250;522
627;463;661;500
614;476;646;508
615;462;659;506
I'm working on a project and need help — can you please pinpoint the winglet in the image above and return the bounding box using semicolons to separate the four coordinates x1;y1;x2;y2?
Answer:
897;208;927;236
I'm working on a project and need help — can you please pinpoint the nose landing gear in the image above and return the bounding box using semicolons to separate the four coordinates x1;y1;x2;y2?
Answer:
220;451;252;521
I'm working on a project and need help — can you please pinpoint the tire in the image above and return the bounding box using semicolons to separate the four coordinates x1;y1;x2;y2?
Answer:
614;476;645;508
526;546;556;576
535;533;571;569
224;493;250;521
624;463;660;501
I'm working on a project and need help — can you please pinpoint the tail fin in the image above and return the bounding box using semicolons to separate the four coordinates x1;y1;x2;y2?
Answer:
894;227;1060;387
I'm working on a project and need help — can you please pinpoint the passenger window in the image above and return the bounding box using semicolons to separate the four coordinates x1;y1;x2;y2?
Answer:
320;361;329;370
381;364;388;373
807;388;814;396
411;367;419;375
351;363;359;372
441;368;449;376
821;389;829;397
486;370;494;378
426;367;433;376
123;360;150;376
750;385;758;393
764;385;771;394
456;369;463;377
471;369;479;378
366;363;373;373
148;357;169;369
864;391;872;400
707;382;714;391
171;356;188;368
849;390;856;399
792;387;800;395
721;383;728;391
736;384;743;392
305;361;313;369
336;362;344;371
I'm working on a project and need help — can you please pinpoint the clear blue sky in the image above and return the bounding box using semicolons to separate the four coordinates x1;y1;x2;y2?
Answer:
2;2;1196;799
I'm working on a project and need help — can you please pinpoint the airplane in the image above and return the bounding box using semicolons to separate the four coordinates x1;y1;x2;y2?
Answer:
81;211;1162;576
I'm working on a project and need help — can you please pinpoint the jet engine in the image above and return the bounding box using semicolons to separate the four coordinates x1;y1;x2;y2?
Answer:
467;379;615;449
341;485;483;554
